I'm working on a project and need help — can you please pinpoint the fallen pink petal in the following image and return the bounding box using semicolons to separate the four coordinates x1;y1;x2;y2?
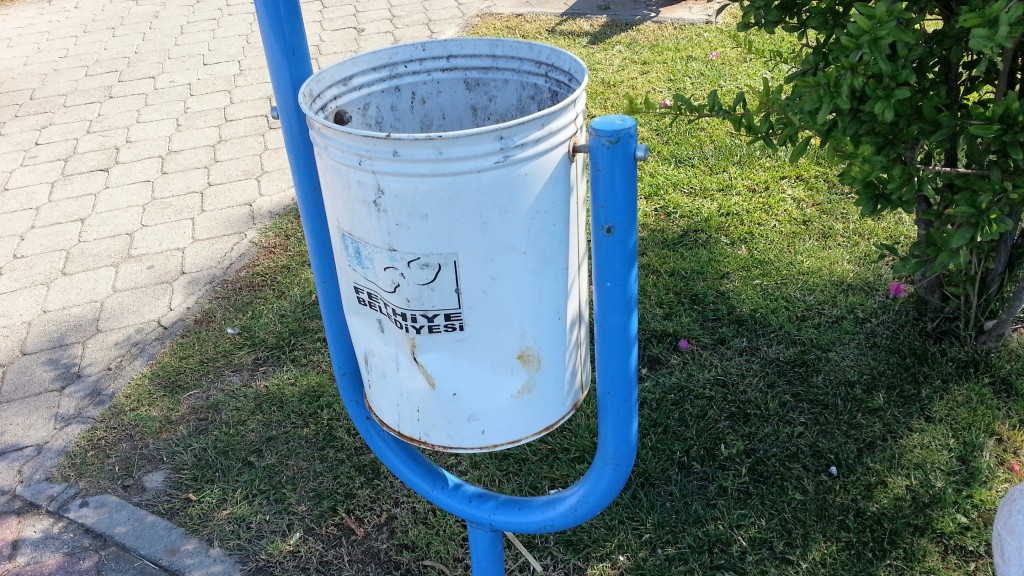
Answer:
676;338;692;351
1011;461;1023;477
710;51;721;61
660;98;673;108
888;282;908;299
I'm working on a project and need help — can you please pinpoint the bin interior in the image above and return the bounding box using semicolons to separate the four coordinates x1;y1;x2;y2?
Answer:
310;58;584;135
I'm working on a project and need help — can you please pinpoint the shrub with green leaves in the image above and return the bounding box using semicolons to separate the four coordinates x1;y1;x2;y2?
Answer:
637;0;1024;346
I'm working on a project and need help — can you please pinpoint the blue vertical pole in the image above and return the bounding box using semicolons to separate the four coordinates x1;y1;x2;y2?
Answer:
588;119;641;462
467;524;505;576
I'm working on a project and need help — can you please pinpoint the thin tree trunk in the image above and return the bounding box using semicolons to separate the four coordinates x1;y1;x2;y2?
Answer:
979;274;1024;347
986;208;1023;299
913;194;946;312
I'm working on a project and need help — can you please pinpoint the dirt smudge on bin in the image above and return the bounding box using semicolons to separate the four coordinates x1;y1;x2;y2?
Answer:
409;337;436;390
514;347;542;397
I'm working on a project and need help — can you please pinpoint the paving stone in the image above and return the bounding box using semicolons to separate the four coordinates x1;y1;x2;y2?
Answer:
74;129;126;155
80;207;143;242
184;91;230;113
0;150;23;172
97;95;147;118
0;184;50;213
50;171;108;201
106;157;161;188
264;127;284;149
87;113;139;136
87;57;129;76
208;155;260;185
177;109;226;130
0;447;37;493
183;233;244;273
7;549;100;576
0;113;52;136
114;252;182;291
0;132;40;155
144;85;190;106
0;286;45;327
43;268;116;312
79;322;159;378
16;96;66;118
141;194;202;226
93;182;152;213
0;235;19;267
98;285;171;330
37;120;90;145
162;147;214;174
153;168;208;198
163;54;204;74
15;221;81;257
257;168;293;196
109;78;155;98
219;116;267;140
216;134;267;163
64;235;130;275
23;303;100;354
0;346;79;402
34;195;94;227
230;83;271;104
169;267;220;312
0;252;63;294
259;148;288;172
0;512;18;562
0;323;27;365
15;481;79;512
167;126;219;152
191;74;235;96
126;119;176;143
21;141;77;167
130;220;192;255
63;148;117;176
0;210;36;237
76;71;121;91
115;137;169;163
136;101;184;124
63;86;112;107
6;161;63;189
7;510;88;567
193;205;252;240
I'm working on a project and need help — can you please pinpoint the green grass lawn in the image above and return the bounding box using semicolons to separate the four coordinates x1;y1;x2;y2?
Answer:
58;14;1024;576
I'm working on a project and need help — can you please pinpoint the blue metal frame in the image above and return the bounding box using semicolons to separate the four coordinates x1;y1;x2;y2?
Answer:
253;1;640;572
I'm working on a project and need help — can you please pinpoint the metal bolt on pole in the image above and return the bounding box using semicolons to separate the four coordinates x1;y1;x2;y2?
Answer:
253;2;641;573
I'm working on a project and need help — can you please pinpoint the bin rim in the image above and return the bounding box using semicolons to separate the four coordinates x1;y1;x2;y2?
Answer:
298;37;589;141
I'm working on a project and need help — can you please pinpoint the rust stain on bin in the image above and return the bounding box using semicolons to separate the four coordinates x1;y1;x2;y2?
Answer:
514;347;542;398
409;338;436;390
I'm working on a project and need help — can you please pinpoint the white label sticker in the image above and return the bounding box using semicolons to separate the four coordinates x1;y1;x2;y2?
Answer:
342;233;464;335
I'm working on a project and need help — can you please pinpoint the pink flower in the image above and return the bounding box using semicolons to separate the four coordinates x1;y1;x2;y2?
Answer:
888;282;908;299
709;51;720;61
676;338;692;351
1011;461;1023;478
660;98;673;108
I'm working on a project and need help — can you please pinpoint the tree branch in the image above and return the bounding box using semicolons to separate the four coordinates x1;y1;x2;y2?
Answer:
995;34;1022;102
979;271;1024;347
986;207;1023;298
911;162;987;176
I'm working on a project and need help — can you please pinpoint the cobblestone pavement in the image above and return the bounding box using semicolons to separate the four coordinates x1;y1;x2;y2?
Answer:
0;0;718;573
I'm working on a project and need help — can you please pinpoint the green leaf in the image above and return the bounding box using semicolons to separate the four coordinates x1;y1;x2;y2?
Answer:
789;135;813;163
948;227;975;249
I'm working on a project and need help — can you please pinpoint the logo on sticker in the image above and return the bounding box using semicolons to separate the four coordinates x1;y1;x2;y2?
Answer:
342;233;464;335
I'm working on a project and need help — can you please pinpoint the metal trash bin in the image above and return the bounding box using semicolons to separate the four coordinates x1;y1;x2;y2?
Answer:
299;38;590;452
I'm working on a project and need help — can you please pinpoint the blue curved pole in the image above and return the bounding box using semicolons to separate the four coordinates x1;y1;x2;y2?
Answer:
253;1;639;571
